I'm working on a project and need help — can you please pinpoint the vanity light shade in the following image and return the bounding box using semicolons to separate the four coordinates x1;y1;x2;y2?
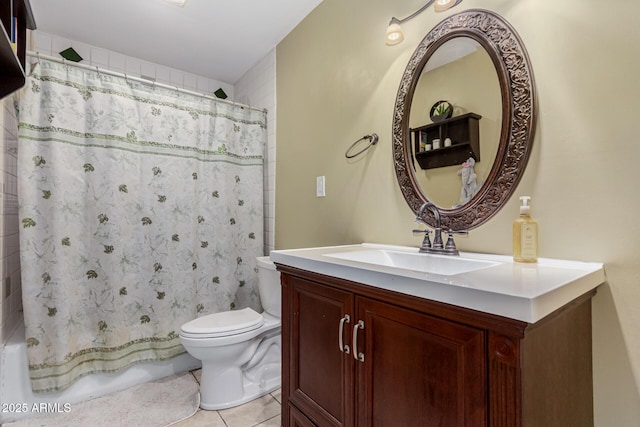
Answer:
385;21;405;46
434;0;460;12
385;0;463;45
164;0;188;6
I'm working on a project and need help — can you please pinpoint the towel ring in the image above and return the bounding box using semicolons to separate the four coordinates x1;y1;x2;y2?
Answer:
345;133;379;159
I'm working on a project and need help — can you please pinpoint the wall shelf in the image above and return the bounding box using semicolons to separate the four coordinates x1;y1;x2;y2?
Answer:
411;112;481;170
0;0;36;100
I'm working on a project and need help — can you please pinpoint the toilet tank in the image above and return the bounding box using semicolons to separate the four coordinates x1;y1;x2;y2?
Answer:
257;256;281;318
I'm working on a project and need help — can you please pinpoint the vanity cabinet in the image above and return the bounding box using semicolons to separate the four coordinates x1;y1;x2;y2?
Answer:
279;264;596;427
353;297;486;426
285;274;355;426
0;0;36;99
411;112;481;170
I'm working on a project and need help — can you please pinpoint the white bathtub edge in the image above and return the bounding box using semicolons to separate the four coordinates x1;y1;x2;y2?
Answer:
1;319;201;423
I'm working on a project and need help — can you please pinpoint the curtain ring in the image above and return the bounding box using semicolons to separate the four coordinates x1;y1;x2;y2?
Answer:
345;134;379;159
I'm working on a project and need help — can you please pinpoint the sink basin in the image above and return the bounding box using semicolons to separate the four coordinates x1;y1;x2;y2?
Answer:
324;248;500;276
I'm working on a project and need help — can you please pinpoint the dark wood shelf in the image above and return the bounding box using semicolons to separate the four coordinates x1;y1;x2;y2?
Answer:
411;112;481;170
0;0;36;100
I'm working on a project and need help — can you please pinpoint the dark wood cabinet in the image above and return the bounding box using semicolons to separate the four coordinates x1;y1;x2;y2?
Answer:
290;403;320;427
278;264;596;427
286;273;354;426
355;297;486;427
0;0;36;100
411;112;481;170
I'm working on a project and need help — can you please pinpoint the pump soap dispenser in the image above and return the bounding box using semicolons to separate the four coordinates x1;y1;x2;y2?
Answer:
513;196;538;263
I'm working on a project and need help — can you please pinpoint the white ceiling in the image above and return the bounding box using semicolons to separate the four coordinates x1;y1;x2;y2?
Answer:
29;0;324;84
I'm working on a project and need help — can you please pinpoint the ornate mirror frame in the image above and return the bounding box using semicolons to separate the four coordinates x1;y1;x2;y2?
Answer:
393;9;537;230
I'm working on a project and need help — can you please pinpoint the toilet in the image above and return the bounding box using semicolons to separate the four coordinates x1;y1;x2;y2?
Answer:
179;256;281;410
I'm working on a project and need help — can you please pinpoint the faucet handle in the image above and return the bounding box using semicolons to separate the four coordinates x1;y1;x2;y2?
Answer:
413;228;432;252
444;229;468;255
412;228;431;235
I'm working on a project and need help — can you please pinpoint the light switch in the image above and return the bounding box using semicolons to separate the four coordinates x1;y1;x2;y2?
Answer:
316;176;326;197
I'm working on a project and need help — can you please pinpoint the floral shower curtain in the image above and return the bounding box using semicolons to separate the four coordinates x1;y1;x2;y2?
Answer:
17;59;266;393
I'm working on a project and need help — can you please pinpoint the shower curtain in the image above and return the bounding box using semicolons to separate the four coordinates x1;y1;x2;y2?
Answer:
17;59;266;393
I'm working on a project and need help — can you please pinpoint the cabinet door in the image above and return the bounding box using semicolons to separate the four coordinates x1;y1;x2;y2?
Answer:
289;403;318;427
355;297;486;427
288;276;355;427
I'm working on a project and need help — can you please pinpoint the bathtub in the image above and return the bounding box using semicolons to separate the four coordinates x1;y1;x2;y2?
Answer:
0;319;201;423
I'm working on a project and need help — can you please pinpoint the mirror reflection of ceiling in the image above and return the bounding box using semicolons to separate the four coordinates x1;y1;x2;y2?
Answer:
423;37;479;73
409;37;501;208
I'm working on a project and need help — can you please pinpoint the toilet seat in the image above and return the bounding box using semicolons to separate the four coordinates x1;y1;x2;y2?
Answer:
180;308;264;338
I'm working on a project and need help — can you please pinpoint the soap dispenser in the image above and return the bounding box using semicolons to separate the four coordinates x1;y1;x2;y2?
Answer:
513;196;538;263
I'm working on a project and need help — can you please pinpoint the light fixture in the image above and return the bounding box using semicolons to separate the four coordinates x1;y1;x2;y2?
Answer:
434;0;461;12
385;18;405;45
385;0;463;46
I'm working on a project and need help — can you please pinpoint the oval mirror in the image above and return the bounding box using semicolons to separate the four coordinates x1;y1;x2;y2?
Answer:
393;9;537;230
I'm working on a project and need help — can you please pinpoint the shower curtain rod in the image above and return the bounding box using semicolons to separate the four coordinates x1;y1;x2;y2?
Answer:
26;51;267;114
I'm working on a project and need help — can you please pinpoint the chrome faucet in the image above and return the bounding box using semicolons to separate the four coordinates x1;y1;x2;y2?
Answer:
413;202;467;256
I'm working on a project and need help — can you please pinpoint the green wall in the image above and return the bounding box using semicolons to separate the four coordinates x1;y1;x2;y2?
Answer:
276;0;640;424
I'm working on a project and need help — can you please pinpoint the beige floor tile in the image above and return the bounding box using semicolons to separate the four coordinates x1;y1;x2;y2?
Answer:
171;408;227;427
255;414;281;427
270;388;282;404
190;368;202;383
218;394;281;427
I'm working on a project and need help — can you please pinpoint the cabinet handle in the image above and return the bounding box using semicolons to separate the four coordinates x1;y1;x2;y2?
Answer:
352;320;365;362
338;314;350;354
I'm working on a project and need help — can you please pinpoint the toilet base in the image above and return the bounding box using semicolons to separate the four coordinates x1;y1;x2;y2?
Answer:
198;330;281;410
199;366;281;410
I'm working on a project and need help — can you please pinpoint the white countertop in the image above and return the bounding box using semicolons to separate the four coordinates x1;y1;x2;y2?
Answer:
270;243;606;323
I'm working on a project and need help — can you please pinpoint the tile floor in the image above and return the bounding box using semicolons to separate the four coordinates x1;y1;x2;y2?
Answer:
173;369;282;427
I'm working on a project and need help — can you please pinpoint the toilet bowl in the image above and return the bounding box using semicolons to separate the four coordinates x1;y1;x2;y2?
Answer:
179;256;281;410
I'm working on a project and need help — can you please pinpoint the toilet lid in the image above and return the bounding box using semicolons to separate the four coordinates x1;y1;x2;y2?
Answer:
181;308;264;337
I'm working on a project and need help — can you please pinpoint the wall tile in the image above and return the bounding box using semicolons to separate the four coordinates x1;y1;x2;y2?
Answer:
90;47;110;68
125;57;143;76
108;52;126;73
0;96;22;346
197;75;211;93
34;32;52;55
170;69;185;87
183;73;197;91
234;49;276;254
50;35;70;57
140;60;157;80
32;31;236;100
155;66;172;86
